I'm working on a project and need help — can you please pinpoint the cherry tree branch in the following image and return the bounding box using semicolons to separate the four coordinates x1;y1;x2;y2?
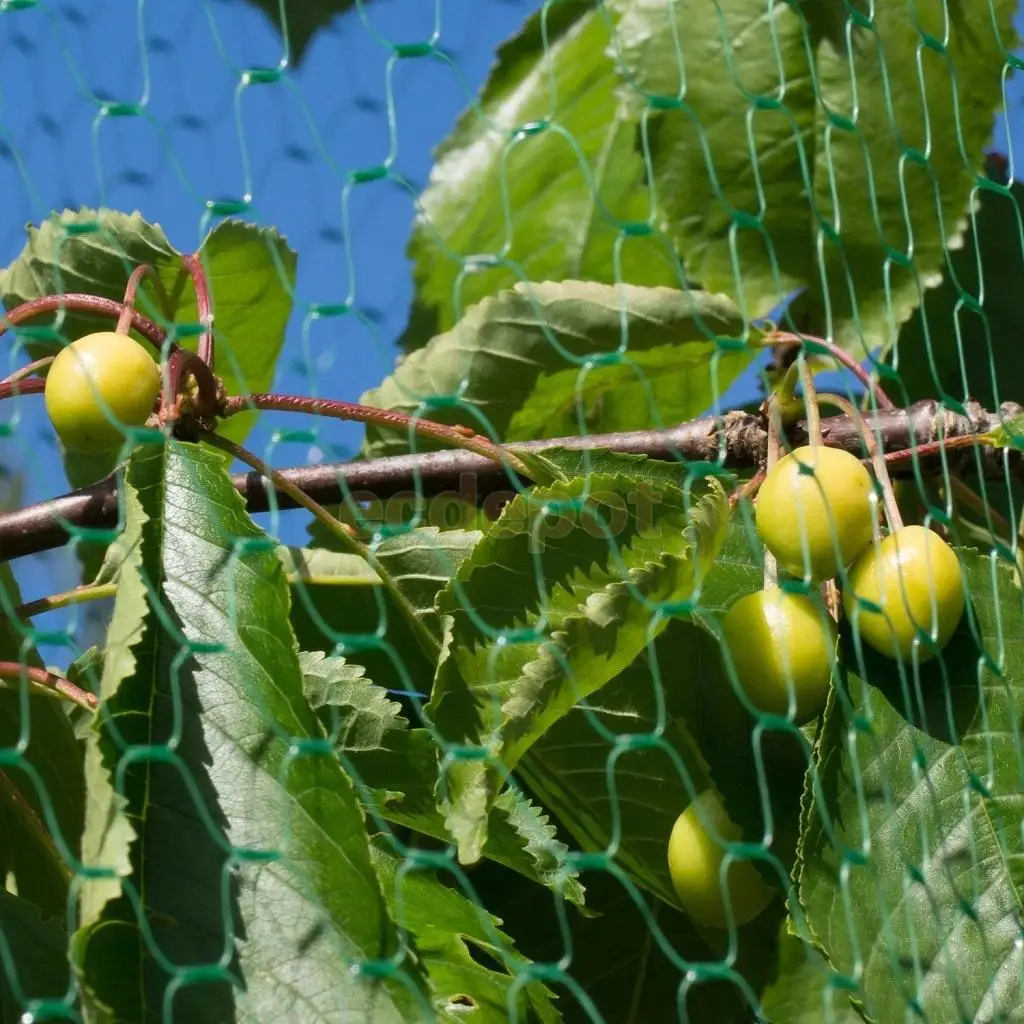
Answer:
0;398;1018;562
0;662;97;710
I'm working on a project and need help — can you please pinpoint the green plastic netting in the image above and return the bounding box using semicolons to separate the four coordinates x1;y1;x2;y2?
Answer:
0;0;1023;1021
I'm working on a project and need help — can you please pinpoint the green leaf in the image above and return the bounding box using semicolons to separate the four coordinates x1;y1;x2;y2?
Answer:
480;865;779;1023
402;1;684;352
75;441;430;1022
891;164;1024;410
181;220;297;443
797;547;1024;1021
291;527;482;694
0;208;296;485
369;843;561;1022
511;446;708;495
428;473;730;864
308;664;585;905
613;0;1018;354
305;524;481;643
517;631;713;909
363;281;749;459
0;890;72;1020
0;564;83;919
299;650;406;750
241;0;356;66
759;927;860;1024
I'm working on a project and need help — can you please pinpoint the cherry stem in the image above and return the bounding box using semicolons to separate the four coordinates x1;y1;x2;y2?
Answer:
182;253;214;368
0;661;97;711
768;330;894;411
1;357;53;386
730;470;765;509
819;392;903;533
881;434;981;466
798;357;823;446
161;348;221;425
221;393;532;477
0;294;174;358
0;376;45;403
202;432;441;663
798;361;841;617
15;582;117;619
762;397;782;590
117;264;173;335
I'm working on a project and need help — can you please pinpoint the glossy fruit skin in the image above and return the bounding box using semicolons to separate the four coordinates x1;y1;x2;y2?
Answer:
843;525;964;662
756;445;875;581
721;588;836;724
667;790;774;929
44;331;161;454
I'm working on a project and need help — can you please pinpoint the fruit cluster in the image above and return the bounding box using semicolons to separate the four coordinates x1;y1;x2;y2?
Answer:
669;443;966;929
724;444;964;725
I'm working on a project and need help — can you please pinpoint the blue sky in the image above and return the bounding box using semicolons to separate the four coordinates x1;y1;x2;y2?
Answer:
0;0;534;634
1;0;1023;661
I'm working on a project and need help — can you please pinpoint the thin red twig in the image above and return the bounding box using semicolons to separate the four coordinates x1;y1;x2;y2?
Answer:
182;253;214;367
0;661;97;710
221;392;530;475
0;357;53;386
117;264;173;334
769;330;895;410
0;377;45;402
882;434;980;465
0;294;172;356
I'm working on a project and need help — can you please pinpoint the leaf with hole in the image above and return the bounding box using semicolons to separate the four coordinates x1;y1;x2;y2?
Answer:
370;843;562;1022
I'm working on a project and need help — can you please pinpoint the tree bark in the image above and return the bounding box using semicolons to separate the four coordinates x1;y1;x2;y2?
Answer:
1;399;1019;562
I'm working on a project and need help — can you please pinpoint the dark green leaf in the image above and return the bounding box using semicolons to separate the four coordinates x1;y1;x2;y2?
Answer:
369;843;561;1022
480;864;779;1023
892;169;1024;410
364;281;749;459
75;441;430;1022
517;632;713;909
428;474;730;863
242;0;357;67
759;926;860;1024
291;526;481;694
310;665;585;904
0;890;71;1021
0;564;83;919
402;2;683;352
797;547;1024;1021
614;0;1018;354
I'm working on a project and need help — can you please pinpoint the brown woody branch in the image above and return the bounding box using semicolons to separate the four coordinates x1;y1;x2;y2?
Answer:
1;399;1019;562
